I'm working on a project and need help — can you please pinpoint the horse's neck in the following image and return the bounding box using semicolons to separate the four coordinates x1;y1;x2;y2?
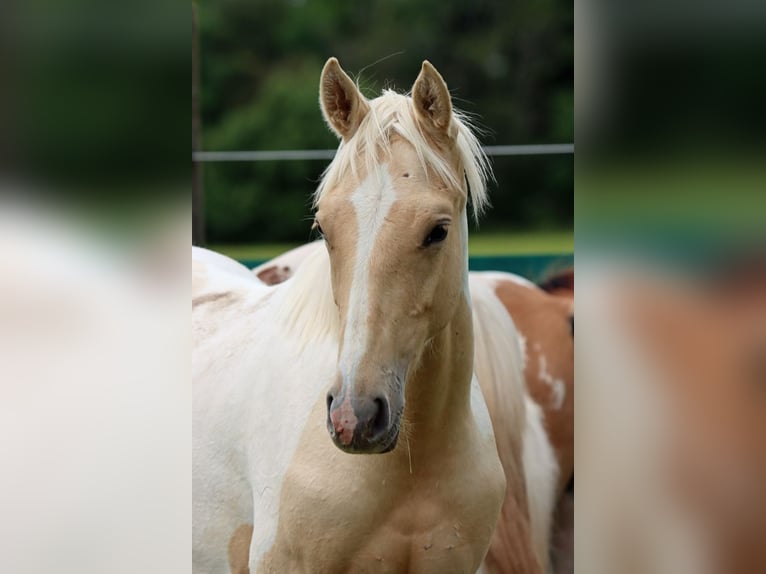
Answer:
403;292;475;449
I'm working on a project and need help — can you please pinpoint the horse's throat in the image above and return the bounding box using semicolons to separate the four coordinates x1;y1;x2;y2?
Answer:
404;295;474;441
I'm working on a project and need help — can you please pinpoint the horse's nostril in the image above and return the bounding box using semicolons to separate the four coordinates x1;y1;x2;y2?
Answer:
326;393;334;413
371;397;389;438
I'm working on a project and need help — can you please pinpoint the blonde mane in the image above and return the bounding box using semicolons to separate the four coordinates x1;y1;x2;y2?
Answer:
271;243;340;348
314;90;492;221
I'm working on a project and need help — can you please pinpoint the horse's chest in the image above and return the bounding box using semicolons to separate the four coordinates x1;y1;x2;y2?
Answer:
347;500;489;574
260;453;502;573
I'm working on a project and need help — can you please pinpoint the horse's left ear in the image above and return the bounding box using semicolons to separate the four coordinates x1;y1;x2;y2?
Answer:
412;61;454;140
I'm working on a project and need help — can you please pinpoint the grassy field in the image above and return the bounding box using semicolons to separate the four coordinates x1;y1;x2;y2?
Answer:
467;230;573;255
211;230;573;262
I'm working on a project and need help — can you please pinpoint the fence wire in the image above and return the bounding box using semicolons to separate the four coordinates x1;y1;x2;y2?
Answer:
192;143;573;163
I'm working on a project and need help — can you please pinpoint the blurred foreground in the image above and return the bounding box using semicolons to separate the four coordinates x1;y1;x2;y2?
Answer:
577;254;766;574
0;193;190;574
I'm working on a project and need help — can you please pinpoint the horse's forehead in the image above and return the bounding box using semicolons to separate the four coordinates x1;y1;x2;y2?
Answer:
318;142;461;224
326;139;421;189
320;163;394;208
330;172;450;216
387;137;424;168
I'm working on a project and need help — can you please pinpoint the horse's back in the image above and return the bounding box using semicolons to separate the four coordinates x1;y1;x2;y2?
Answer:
252;240;323;285
193;245;258;283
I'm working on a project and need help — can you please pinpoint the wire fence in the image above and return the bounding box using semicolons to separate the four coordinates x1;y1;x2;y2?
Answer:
191;142;574;244
192;143;574;163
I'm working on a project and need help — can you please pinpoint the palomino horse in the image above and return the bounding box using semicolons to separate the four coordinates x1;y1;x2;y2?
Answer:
193;59;554;573
252;242;560;572
255;247;568;572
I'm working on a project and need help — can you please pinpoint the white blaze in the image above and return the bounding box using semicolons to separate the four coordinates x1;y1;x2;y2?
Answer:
338;165;397;393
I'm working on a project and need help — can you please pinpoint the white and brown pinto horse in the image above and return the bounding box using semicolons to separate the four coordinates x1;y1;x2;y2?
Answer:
472;271;573;574
472;271;574;496
193;59;555;573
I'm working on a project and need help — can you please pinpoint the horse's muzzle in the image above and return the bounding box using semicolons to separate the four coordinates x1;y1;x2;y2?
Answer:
326;392;400;454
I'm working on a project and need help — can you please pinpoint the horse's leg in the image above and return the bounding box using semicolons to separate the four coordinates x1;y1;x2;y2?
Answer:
550;488;574;574
228;523;253;574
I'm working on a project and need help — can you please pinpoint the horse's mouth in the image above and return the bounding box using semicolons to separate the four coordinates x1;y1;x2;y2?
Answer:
326;417;401;454
373;427;400;453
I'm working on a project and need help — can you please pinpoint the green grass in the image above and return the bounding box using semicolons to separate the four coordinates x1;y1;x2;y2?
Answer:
467;230;573;255
210;230;573;261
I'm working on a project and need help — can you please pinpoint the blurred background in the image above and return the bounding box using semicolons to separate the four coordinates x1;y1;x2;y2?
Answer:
193;0;573;270
0;0;763;572
576;2;766;572
576;0;766;268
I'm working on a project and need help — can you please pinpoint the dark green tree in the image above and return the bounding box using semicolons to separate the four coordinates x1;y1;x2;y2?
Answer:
198;0;572;242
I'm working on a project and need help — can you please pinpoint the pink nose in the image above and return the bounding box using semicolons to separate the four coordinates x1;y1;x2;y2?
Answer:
327;392;392;451
329;396;358;446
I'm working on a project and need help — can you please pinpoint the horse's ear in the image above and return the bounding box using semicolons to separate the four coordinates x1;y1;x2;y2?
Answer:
320;57;369;141
412;61;454;140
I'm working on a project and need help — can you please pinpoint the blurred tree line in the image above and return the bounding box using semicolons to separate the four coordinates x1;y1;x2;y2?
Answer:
198;0;572;243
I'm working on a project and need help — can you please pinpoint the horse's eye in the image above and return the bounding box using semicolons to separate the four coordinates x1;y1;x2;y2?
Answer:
313;220;324;237
422;224;448;247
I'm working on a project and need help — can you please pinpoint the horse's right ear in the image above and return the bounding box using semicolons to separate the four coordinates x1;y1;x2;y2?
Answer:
320;58;369;141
